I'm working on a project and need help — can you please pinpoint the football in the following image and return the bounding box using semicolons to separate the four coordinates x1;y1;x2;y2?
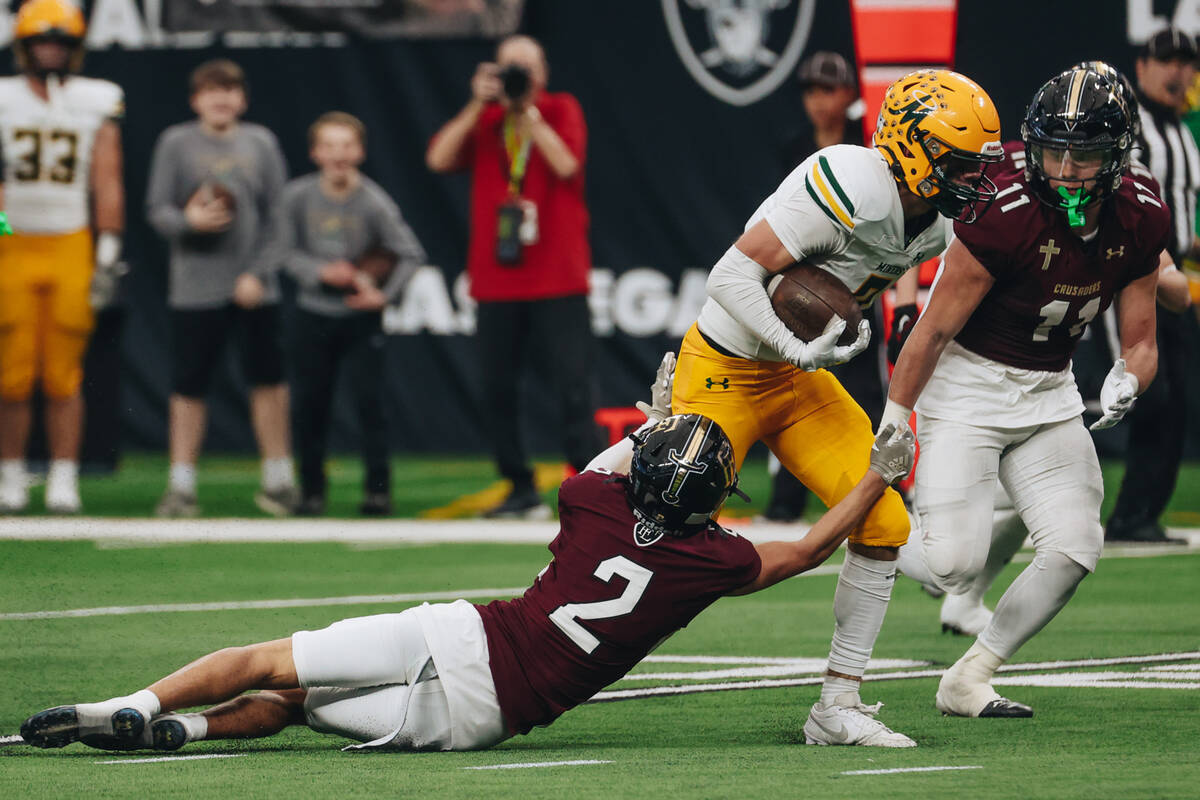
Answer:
768;262;862;346
194;181;237;213
356;247;398;286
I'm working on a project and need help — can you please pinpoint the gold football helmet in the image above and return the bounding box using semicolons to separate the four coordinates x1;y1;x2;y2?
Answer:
874;69;1004;222
13;0;87;77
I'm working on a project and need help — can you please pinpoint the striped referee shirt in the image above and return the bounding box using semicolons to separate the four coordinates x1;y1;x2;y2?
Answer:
1132;92;1200;263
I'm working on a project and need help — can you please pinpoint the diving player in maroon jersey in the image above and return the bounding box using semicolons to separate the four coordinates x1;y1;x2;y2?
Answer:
882;67;1168;718
18;357;917;753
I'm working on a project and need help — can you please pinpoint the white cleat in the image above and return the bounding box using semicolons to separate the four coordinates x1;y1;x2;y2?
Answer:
804;695;917;747
939;592;993;636
935;664;1032;718
45;477;82;515
0;470;29;513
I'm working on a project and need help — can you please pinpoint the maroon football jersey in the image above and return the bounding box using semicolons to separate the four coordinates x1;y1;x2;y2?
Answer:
951;145;1169;371
475;470;761;736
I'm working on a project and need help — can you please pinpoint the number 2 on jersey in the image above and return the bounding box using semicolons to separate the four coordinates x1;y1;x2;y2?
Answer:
1033;296;1101;342
548;556;653;654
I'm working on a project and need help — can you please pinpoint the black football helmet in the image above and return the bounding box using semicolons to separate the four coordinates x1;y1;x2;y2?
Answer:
1073;60;1141;137
628;414;749;536
1021;67;1134;226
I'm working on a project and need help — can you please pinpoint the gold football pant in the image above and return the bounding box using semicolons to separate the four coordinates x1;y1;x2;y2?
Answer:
672;324;909;547
0;229;95;401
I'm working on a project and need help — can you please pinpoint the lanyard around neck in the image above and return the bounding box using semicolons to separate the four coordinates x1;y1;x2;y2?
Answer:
502;113;534;196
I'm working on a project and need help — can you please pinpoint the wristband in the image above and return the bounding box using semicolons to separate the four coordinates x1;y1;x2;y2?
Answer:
879;398;913;434
96;232;122;268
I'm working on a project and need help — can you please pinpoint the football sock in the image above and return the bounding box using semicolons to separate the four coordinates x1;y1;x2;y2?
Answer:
1;459;26;482
75;689;162;740
47;460;78;486
157;712;208;743
169;463;197;495
949;639;1005;685
820;551;897;705
978;550;1086;660
262;457;295;491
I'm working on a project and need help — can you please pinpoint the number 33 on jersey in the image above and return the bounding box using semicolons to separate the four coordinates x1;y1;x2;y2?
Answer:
0;76;124;234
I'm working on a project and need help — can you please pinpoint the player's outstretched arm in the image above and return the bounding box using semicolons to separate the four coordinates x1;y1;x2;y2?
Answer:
882;238;994;428
728;424;915;595
584;351;675;474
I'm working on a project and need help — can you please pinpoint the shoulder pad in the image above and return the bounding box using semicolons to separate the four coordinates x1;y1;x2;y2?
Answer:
68;77;124;119
801;144;895;231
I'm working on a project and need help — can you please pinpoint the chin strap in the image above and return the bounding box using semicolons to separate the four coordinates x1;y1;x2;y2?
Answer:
1056;185;1088;227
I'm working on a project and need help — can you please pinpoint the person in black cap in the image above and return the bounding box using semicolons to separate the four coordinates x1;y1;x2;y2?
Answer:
764;52;883;523
780;51;865;173
1102;28;1200;543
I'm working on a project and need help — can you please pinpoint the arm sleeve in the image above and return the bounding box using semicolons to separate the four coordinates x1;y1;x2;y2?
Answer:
706;245;802;358
374;194;427;303
250;133;289;277
145;134;189;239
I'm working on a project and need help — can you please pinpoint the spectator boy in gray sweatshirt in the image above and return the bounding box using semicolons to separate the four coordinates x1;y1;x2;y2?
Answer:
145;59;298;518
270;112;424;515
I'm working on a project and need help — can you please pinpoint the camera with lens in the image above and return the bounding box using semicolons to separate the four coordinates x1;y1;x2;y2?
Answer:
498;63;531;102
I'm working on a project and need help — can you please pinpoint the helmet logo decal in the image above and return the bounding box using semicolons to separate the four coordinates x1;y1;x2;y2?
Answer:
662;417;712;505
633;520;666;547
662;0;817;107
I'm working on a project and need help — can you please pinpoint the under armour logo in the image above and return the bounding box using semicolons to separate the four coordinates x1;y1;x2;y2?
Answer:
1106;246;1125;260
705;377;729;390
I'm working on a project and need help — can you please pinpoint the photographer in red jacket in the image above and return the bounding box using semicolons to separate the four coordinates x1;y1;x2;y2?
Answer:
428;35;596;518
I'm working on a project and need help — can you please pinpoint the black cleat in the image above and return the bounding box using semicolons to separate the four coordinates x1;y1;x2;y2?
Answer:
978;697;1033;718
151;717;188;751
21;706;82;749
20;704;149;750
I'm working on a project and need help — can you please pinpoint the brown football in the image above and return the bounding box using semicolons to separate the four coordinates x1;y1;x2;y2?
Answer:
194;181;237;213
356;247;398;285
768;262;862;346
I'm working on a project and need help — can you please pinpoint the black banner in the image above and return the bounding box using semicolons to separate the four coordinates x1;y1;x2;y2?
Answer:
162;0;525;38
28;0;1200;456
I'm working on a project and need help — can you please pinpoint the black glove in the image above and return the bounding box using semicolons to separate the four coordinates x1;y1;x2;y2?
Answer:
887;303;919;365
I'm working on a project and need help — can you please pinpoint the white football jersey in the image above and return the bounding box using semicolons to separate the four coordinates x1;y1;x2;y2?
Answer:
698;144;950;361
0;75;124;234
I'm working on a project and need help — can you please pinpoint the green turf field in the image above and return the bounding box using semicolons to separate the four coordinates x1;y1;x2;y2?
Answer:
18;451;1200;523
1;536;1197;798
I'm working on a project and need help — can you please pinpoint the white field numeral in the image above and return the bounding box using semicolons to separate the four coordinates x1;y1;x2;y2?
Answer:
548;556;653;654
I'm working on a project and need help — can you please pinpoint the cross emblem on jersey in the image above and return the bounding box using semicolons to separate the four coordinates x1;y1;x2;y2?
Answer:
1039;238;1061;270
1107;246;1125;260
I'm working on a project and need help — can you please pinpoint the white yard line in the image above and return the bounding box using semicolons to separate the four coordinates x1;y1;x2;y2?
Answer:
462;760;613;770
0;587;527;621
841;766;982;776
0;516;1196;550
96;754;245;765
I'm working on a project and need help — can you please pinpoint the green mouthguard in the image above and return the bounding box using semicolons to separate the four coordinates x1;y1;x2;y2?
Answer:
0;212;11;236
1056;186;1087;228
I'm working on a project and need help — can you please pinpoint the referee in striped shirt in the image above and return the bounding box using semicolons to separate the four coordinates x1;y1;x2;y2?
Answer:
1106;28;1200;543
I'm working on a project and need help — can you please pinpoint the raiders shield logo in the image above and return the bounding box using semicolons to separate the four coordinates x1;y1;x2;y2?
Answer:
634;520;666;547
662;0;817;106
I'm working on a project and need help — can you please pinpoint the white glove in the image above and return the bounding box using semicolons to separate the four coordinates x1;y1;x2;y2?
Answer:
1090;358;1139;431
89;232;127;311
635;351;676;422
782;316;871;372
869;421;916;484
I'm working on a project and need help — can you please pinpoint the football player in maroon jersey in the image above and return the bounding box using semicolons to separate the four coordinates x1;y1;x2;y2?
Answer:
882;67;1169;718
19;358;917;753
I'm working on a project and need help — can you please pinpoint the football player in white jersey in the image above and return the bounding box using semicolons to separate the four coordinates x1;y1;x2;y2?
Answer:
0;0;124;513
671;70;1003;746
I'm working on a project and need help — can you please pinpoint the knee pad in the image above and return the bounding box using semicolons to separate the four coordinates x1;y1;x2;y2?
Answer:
925;541;986;595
